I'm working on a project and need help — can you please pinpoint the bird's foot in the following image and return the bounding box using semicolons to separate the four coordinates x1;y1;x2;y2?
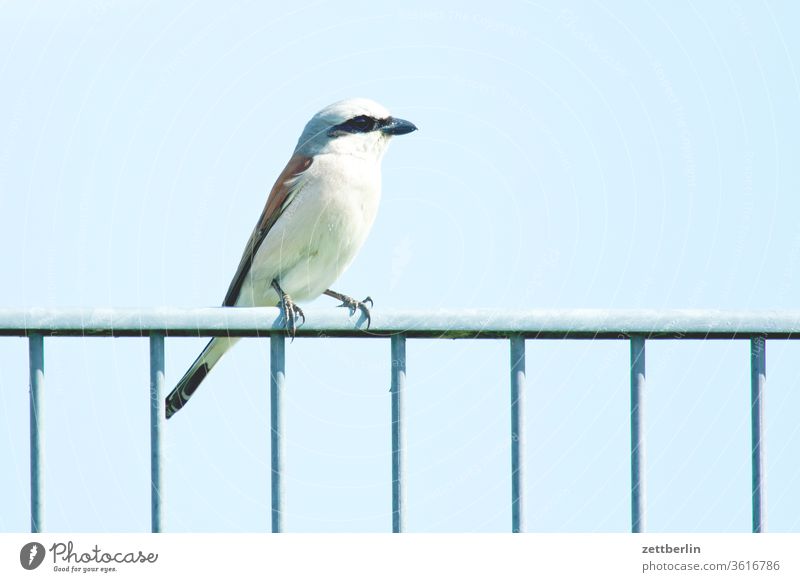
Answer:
324;289;373;329
272;280;305;339
281;294;305;339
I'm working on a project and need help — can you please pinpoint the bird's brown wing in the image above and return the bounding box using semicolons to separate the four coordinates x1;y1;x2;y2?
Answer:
222;154;313;307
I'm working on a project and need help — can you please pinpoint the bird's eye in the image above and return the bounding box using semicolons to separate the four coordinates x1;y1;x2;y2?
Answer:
327;115;380;137
346;115;376;132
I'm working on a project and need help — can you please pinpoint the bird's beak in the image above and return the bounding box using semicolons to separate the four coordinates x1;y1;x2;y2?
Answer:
381;117;418;136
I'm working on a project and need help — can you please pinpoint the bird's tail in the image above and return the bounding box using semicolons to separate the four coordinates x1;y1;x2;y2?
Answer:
165;336;239;419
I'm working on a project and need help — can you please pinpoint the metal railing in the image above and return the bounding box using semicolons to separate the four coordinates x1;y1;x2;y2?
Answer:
3;307;799;533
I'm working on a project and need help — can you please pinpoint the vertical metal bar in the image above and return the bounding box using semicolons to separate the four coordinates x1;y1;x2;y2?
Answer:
29;334;44;533
750;336;766;533
270;332;286;533
149;333;165;532
630;335;646;533
391;334;406;533
510;335;526;533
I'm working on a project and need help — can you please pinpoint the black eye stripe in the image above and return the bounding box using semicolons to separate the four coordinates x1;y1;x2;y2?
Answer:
328;115;388;137
347;115;376;131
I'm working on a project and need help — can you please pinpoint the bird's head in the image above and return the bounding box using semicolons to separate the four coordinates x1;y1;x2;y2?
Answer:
294;98;417;160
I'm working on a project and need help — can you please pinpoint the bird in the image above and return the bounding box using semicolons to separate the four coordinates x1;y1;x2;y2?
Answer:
165;98;417;419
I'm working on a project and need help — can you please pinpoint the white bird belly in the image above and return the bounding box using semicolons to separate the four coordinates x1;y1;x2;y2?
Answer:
235;156;381;307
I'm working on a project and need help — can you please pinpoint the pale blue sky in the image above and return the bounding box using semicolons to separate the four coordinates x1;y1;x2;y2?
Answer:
2;0;800;532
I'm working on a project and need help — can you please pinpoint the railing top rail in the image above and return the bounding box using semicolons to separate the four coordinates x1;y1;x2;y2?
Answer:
2;307;800;339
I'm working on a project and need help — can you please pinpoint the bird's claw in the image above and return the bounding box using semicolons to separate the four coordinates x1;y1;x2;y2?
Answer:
337;295;373;329
280;294;305;340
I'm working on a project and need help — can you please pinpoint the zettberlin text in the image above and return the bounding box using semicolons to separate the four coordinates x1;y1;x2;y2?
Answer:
642;544;700;554
49;541;158;565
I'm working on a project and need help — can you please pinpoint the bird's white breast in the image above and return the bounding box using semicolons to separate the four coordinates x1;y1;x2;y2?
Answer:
236;153;382;306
